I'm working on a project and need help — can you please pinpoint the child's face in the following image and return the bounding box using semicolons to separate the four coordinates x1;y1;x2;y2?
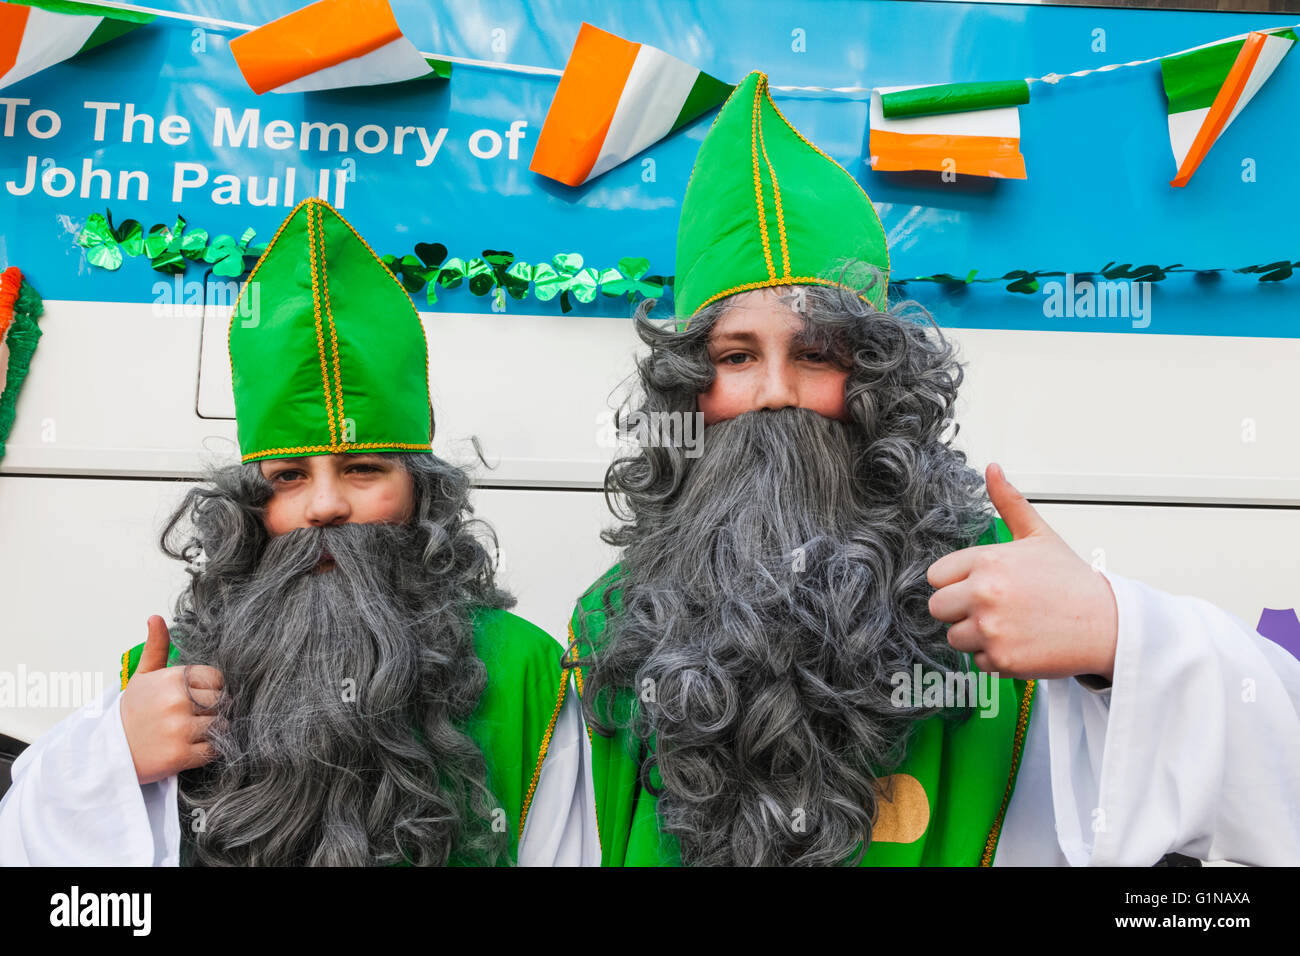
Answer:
698;288;851;425
258;453;414;569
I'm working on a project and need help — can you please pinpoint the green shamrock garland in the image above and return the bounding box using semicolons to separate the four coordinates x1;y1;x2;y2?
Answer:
73;208;1297;307
78;209;261;278
892;260;1300;294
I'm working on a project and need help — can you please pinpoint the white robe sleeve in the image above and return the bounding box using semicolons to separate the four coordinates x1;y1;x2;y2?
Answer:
516;673;600;867
994;675;1108;865
0;688;181;866
996;570;1300;866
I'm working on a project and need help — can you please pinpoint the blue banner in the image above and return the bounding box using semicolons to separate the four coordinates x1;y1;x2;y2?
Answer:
1;0;1297;335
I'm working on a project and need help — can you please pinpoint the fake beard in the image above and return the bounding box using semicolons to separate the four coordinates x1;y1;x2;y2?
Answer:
174;520;500;867
596;406;976;866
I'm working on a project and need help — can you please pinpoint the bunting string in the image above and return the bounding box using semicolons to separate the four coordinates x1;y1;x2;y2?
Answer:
769;25;1299;93
78;0;565;77
50;0;1300;93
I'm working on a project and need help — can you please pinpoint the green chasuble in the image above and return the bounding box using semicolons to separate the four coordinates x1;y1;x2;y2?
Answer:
120;607;567;865
566;518;1037;867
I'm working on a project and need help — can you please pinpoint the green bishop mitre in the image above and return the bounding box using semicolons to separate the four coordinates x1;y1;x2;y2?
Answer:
228;197;434;464
674;71;890;328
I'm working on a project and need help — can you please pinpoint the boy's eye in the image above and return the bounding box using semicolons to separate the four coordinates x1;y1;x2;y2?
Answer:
802;349;851;369
718;353;750;365
270;464;380;483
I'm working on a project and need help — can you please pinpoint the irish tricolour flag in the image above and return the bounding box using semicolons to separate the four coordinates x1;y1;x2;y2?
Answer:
0;0;153;91
530;23;734;187
1161;29;1296;188
869;81;1029;179
230;0;449;95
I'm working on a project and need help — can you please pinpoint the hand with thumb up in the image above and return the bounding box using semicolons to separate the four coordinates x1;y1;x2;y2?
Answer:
118;615;224;785
926;463;1119;682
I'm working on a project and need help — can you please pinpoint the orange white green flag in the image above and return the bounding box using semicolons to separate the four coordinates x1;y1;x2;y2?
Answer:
530;22;734;187
868;81;1029;179
230;0;449;95
0;0;153;91
1161;28;1296;188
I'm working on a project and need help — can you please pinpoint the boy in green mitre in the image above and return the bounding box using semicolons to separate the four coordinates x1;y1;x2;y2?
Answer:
568;72;1300;867
0;198;594;867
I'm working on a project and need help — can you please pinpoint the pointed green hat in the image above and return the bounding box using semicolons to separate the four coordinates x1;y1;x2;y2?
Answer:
228;198;434;464
674;71;890;326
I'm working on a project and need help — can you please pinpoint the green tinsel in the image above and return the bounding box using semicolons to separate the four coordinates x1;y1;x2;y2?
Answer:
0;278;45;462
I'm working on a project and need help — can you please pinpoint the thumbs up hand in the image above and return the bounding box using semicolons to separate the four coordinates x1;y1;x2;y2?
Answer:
926;464;1118;682
119;615;224;785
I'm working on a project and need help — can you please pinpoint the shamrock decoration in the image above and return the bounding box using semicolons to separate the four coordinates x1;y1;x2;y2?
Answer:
67;203;1300;307
204;228;261;278
77;210;143;271
146;216;209;274
997;270;1037;294
1235;260;1296;283
504;260;534;296
382;254;433;293
381;242;450;300
598;257;667;302
460;251;533;310
434;256;468;293
463;256;494;297
1100;262;1181;284
906;270;977;289
143;223;174;259
533;253;599;313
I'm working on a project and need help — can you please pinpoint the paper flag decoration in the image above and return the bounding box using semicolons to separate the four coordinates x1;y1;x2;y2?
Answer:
0;0;153;91
530;22;734;187
1161;28;1296;188
880;80;1030;119
869;83;1028;179
229;0;449;95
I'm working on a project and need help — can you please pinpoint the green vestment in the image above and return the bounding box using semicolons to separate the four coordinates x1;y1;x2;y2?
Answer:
566;518;1036;866
120;607;567;865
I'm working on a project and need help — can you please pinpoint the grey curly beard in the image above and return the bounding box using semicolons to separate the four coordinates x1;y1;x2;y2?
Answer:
159;453;511;866
579;281;992;866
